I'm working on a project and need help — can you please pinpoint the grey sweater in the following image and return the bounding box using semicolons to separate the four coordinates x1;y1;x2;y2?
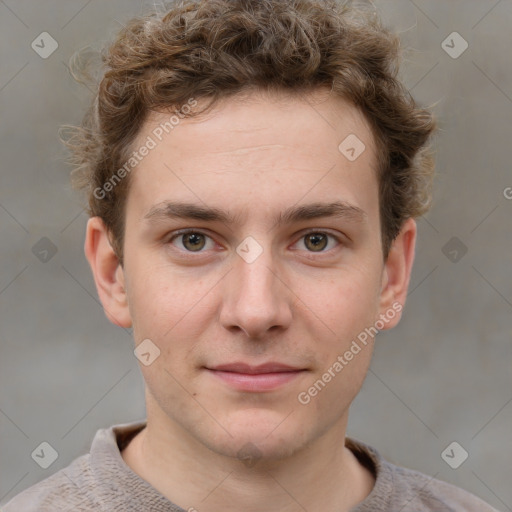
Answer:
1;420;500;512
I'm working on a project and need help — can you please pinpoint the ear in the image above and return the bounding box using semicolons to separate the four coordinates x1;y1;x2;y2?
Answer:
84;216;132;328
377;217;417;330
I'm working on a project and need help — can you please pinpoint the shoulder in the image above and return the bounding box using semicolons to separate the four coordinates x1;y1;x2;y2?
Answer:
1;421;149;512
389;462;500;512
0;454;102;512
346;437;501;512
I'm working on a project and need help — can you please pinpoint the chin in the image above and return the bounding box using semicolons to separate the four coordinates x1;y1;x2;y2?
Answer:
202;408;313;463
212;433;306;465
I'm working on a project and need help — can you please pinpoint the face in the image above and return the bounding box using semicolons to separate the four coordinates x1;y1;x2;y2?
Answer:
87;88;415;462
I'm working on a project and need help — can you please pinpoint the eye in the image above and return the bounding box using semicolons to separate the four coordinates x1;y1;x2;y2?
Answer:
168;230;215;253
167;229;342;255
294;230;341;253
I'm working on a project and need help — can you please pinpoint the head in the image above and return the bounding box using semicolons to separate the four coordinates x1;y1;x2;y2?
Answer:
66;0;435;463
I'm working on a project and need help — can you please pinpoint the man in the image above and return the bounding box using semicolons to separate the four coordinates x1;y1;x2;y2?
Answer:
2;0;500;510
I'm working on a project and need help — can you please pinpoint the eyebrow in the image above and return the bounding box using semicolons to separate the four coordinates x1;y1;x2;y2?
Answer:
142;200;367;228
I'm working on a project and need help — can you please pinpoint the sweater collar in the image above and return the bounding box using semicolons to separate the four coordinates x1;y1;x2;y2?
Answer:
90;419;392;511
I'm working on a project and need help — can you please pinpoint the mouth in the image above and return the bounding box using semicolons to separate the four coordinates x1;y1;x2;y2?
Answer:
204;362;308;392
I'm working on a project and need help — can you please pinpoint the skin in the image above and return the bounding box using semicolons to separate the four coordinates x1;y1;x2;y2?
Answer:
85;87;416;512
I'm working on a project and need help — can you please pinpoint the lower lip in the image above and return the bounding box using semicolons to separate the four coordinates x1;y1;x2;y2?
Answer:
206;369;304;392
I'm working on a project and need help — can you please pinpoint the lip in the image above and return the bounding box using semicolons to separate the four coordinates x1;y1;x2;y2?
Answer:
205;362;307;392
208;362;303;374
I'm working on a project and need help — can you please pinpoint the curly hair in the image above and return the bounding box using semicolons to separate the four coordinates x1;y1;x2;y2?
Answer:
62;0;436;265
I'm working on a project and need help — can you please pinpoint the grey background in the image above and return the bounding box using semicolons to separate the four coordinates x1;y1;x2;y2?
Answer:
0;0;511;509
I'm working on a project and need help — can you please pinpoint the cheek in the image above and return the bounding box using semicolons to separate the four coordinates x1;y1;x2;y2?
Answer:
304;267;381;338
297;266;380;381
297;281;377;419
304;350;372;429
127;261;218;381
127;260;195;334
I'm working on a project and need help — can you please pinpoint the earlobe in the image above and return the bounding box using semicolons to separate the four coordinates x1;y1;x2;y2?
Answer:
84;217;132;328
378;218;417;330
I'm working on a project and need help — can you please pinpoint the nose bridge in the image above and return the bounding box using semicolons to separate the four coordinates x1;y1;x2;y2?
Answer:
219;237;291;338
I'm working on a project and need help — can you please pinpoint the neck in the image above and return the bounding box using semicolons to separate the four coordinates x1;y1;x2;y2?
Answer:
121;400;375;512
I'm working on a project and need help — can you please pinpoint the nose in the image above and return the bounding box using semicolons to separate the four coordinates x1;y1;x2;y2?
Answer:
218;243;293;339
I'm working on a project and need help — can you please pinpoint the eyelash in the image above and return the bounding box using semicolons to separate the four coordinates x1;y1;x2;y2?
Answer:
166;228;343;256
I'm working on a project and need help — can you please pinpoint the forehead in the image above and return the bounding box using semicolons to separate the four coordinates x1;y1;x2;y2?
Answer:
125;89;379;225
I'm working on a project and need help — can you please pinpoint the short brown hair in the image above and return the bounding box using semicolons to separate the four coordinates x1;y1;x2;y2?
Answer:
63;0;436;265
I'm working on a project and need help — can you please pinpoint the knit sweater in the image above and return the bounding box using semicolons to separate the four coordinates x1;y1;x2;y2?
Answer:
1;420;500;512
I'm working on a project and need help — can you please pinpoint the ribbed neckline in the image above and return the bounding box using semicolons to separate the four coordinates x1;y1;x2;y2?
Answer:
90;419;394;511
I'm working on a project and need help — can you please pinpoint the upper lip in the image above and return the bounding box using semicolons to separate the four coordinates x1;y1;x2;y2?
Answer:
206;362;304;374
